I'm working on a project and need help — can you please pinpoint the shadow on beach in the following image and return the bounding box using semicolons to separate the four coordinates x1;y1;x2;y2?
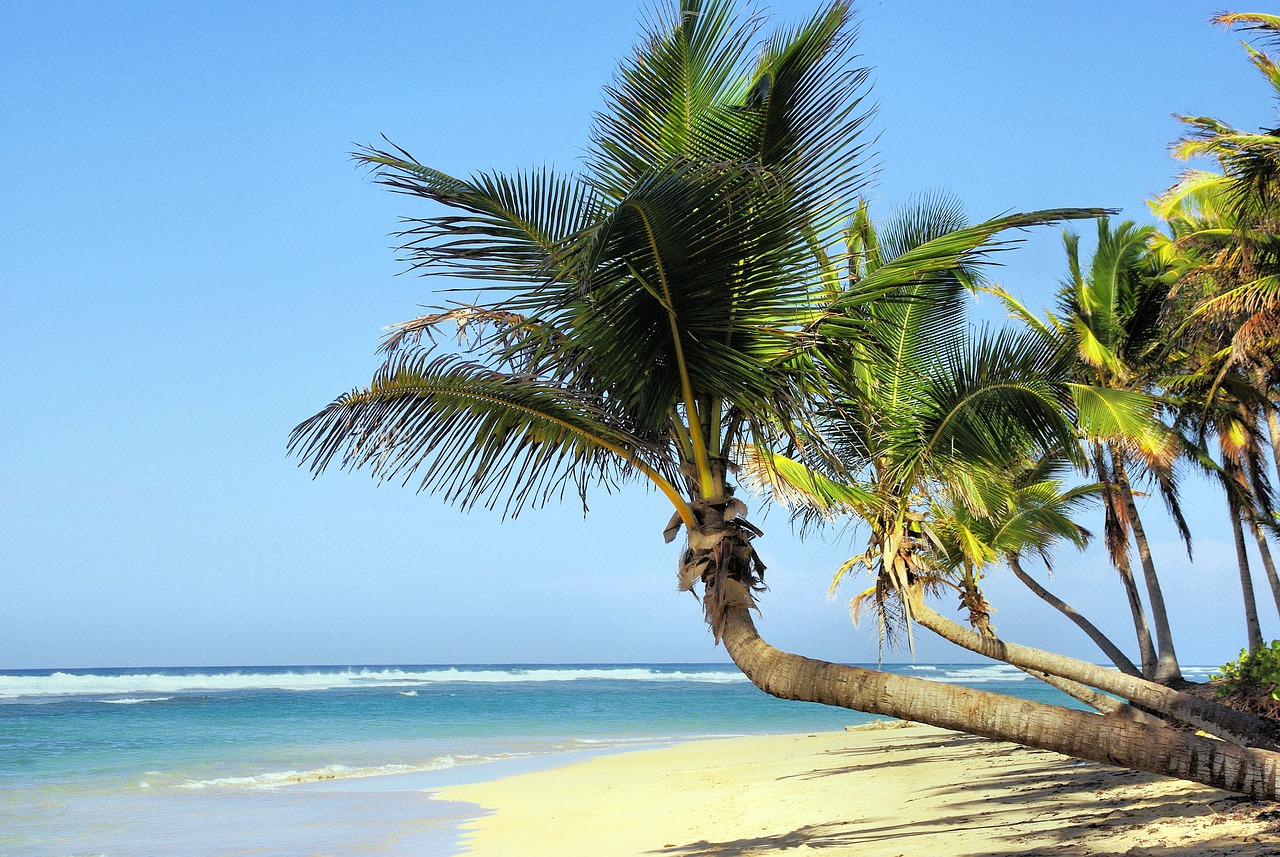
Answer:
648;732;1280;857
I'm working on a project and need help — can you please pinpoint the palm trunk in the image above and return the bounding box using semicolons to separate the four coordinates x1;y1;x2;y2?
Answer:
1008;555;1141;676
1018;670;1152;721
720;605;1280;799
1249;508;1280;619
1230;489;1266;651
1116;551;1158;678
908;597;1280;751
1266;401;1280;487
1093;444;1157;676
1111;451;1182;683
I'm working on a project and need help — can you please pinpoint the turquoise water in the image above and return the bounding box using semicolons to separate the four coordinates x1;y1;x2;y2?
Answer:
0;662;1218;856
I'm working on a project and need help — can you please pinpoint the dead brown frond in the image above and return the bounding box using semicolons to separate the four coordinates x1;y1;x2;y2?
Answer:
380;305;527;354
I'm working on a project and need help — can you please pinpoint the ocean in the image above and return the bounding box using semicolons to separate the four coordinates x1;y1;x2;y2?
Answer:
0;662;1219;856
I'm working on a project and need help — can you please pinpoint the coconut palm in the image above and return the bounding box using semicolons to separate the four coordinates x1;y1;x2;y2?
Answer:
755;193;1088;646
925;459;1141;668
293;0;1280;797
1162;12;1280;416
1154;18;1280;636
986;219;1188;683
740;198;1280;745
1166;356;1280;644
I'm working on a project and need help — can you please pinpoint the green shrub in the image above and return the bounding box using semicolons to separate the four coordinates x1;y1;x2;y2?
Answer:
1216;640;1280;700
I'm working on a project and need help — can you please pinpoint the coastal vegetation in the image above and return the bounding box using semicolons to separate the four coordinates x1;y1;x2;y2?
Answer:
292;2;1280;798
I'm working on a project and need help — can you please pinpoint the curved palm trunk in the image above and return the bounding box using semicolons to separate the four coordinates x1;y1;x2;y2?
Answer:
1230;489;1266;651
908;597;1280;751
1094;444;1158;676
1008;555;1141;676
720;605;1280;799
1111;452;1182;683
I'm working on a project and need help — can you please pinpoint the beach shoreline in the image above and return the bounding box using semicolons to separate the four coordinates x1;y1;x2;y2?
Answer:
437;723;1280;856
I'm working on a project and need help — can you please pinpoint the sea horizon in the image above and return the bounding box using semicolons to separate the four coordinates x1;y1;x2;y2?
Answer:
1;662;1221;856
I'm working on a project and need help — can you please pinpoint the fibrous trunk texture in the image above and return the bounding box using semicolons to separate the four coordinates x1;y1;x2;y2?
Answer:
720;606;1280;800
1265;401;1280;487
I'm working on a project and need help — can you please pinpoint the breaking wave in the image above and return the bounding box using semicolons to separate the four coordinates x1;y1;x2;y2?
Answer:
0;665;748;700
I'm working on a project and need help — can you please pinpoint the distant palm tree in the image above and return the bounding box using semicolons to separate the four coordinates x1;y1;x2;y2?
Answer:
293;0;1280;796
987;220;1186;683
1163;12;1280;417
1155;12;1280;642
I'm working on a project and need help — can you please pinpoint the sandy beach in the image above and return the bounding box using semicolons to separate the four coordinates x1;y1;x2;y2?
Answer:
439;723;1280;856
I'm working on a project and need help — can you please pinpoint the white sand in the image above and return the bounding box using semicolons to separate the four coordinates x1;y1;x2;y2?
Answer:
439;723;1280;856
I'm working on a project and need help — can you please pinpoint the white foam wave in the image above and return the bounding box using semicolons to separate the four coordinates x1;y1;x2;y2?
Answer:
0;666;747;699
396;690;418;697
902;664;1031;683
99;696;172;704
176;759;455;791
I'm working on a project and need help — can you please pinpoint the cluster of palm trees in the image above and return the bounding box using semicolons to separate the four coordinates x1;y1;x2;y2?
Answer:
291;2;1280;797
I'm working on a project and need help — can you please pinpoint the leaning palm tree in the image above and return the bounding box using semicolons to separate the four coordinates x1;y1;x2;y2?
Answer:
740;198;1279;748
926;459;1144;676
293;0;1280;797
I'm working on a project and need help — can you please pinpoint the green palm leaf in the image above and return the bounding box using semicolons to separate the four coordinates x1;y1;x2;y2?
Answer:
289;353;685;518
354;149;602;284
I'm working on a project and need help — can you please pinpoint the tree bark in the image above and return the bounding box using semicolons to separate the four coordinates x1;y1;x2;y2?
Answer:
1231;489;1266;651
1018;668;1123;715
1093;443;1157;677
1008;554;1141;677
1111;451;1182;684
720;605;1280;799
1264;400;1280;488
1250;508;1280;620
908;597;1280;751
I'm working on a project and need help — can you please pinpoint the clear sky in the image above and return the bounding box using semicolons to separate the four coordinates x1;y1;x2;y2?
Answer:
1;1;1273;669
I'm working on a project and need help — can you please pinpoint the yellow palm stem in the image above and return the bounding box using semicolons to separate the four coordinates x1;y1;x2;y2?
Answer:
625;200;715;498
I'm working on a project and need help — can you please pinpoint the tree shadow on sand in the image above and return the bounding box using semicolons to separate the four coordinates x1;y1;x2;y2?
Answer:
647;825;1276;856
647;738;1280;856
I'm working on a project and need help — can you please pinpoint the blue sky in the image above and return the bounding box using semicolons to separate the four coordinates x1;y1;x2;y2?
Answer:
1;1;1272;668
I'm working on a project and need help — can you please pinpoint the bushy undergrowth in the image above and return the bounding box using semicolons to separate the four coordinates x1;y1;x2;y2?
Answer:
1215;642;1280;718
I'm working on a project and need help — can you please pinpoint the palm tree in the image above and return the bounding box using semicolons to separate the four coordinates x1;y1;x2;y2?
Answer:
1173;12;1280;367
927;459;1143;676
987;219;1188;684
1161;10;1280;483
293;0;1280;797
740;198;1279;747
1167;358;1279;645
1154;15;1280;636
751;193;1088;648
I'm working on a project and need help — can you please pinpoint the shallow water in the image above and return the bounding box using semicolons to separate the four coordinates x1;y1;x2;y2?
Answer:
0;662;1219;856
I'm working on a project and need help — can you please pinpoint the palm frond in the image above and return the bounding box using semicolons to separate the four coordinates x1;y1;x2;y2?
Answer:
289;353;683;518
1069;383;1173;463
354;147;602;284
736;446;879;524
821;208;1110;332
